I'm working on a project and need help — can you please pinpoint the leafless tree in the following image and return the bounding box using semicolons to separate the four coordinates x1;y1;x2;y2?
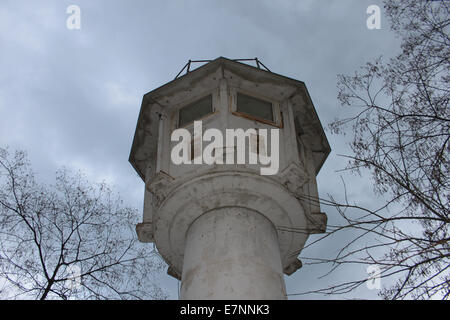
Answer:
0;148;166;300
293;0;449;300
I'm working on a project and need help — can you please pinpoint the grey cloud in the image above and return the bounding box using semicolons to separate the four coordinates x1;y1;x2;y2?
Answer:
1;0;397;299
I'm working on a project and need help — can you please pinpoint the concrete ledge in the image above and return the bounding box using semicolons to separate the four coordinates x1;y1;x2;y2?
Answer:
136;222;154;243
167;266;181;280
283;258;302;276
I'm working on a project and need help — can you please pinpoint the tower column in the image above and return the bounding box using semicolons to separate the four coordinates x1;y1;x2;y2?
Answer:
180;207;287;300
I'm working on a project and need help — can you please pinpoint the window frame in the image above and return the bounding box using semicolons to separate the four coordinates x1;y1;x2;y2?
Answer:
229;88;282;128
174;90;219;129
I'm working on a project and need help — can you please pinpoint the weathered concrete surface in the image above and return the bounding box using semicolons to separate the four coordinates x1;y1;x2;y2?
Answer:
181;207;286;300
149;170;314;281
128;57;331;299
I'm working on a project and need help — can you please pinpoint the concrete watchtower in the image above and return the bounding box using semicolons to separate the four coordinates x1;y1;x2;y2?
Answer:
129;57;330;299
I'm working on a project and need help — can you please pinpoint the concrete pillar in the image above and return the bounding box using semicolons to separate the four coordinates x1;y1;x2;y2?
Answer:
180;207;287;300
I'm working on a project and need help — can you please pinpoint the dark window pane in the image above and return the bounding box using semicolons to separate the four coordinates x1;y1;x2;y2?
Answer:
236;93;273;122
178;95;213;127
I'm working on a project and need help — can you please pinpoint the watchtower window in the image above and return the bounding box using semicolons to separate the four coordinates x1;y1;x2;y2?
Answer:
178;94;213;127
236;93;274;122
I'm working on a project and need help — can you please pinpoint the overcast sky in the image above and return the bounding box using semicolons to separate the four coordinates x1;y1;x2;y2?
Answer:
0;0;401;299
